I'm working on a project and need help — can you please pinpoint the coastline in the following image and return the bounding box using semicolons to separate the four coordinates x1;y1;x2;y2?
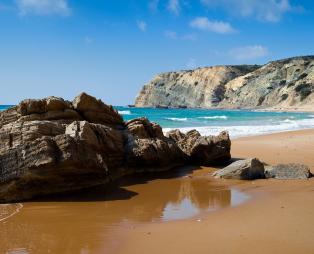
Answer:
131;106;314;113
115;128;314;254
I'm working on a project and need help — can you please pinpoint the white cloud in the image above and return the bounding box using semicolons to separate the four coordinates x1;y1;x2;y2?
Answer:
229;45;269;60
137;20;147;32
200;0;300;22
164;30;197;41
167;0;180;15
16;0;70;16
190;17;236;34
149;0;159;12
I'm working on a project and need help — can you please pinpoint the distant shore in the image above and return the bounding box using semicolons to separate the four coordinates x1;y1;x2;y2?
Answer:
130;105;314;113
116;128;314;254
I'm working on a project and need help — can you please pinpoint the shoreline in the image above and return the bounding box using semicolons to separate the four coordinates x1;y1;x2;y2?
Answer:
115;128;314;254
164;125;314;141
130;106;314;113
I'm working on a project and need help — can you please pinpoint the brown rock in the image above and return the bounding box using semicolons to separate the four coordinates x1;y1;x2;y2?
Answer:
0;93;231;202
167;129;231;165
72;92;123;126
126;117;164;139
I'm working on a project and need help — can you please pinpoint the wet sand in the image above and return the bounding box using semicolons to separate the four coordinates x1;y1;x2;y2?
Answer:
117;129;314;254
0;168;247;254
1;129;314;254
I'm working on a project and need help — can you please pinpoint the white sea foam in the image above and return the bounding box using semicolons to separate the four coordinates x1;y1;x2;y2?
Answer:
118;110;131;115
166;117;188;122
163;118;314;139
198;115;228;120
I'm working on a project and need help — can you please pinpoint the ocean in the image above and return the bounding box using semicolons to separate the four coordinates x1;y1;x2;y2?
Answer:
116;107;314;138
1;105;314;138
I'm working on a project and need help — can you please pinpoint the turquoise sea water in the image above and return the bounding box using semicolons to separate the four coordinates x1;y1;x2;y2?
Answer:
116;106;314;138
1;105;314;138
0;105;13;111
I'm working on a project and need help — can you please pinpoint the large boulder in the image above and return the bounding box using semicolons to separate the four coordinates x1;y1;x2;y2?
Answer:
126;117;164;139
18;96;71;115
0;93;231;202
125;118;185;172
265;164;312;179
166;129;231;165
72;92;123;126
213;158;265;180
16;96;81;123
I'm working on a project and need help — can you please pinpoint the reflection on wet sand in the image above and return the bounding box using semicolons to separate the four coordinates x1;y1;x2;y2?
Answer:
0;168;248;254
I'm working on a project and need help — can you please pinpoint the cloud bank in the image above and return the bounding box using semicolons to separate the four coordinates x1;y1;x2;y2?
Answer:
16;0;70;16
190;17;236;34
200;0;300;22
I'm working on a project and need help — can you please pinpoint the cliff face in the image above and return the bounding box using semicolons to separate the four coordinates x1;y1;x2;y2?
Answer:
135;56;314;110
135;65;259;108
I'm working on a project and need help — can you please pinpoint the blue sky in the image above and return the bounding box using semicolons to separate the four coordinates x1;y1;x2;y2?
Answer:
0;0;313;105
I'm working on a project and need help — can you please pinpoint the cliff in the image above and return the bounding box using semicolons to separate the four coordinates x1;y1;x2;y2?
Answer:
135;56;314;110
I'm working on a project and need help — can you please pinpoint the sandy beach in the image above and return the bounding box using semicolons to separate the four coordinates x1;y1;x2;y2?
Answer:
116;129;314;254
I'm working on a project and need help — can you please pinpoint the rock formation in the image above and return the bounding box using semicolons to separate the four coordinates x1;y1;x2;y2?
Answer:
0;93;231;202
135;56;314;110
166;129;231;166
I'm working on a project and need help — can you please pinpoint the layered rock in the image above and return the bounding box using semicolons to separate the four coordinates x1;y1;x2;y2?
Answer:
166;129;231;166
135;56;314;110
135;65;259;108
0;93;231;202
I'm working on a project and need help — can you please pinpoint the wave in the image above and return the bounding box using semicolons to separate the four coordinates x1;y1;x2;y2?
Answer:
165;117;188;122
118;110;131;115
163;118;314;139
283;119;294;123
198;115;228;120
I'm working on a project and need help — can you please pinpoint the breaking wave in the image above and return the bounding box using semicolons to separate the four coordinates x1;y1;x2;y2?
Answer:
118;110;131;115
165;117;188;122
198;115;228;120
163;118;314;139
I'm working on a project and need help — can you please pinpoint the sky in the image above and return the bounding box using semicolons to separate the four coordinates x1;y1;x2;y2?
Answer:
0;0;313;105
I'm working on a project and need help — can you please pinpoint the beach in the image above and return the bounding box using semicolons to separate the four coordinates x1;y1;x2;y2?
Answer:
1;103;314;254
116;129;314;254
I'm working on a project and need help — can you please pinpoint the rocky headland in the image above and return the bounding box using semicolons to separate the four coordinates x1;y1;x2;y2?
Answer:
0;93;231;202
135;56;314;111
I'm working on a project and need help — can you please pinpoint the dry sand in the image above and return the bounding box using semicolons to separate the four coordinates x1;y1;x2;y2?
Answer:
116;129;314;254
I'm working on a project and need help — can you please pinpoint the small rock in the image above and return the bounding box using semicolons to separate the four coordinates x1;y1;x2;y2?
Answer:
265;163;311;179
213;158;265;180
